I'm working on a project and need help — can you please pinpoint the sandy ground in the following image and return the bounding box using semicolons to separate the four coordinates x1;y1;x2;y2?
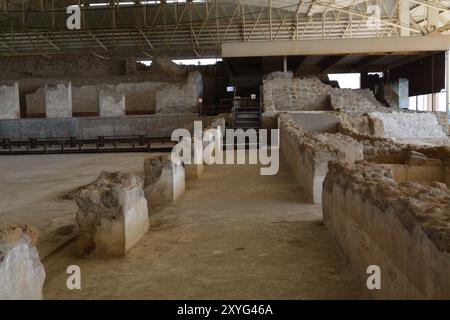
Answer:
0;153;157;257
30;152;369;299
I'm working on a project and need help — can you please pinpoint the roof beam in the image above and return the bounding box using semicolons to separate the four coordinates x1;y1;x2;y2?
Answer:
222;36;450;58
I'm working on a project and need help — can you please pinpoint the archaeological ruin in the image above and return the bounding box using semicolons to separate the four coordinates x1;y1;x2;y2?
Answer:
0;1;449;304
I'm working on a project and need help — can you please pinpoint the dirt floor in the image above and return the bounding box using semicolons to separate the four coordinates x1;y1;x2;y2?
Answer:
1;151;368;299
39;152;368;299
0;153;158;257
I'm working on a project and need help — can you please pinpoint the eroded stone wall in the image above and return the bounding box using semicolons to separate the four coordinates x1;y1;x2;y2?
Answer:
323;161;450;299
279;112;363;204
0;54;124;79
24;72;201;117
263;74;391;113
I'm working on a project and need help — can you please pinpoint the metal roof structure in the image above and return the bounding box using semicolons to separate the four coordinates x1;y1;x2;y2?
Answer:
0;0;448;59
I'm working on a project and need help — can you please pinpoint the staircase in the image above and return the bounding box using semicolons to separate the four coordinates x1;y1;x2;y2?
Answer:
233;98;261;130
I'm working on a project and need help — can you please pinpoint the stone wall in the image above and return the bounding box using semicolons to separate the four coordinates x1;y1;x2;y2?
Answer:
0;54;124;79
263;74;391;113
323;161;450;299
0;81;20;119
156;71;202;114
279;112;363;204
23;72;201;116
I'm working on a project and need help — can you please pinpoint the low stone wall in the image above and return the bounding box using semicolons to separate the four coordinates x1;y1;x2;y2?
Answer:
279;113;363;204
323;161;450;299
0;114;214;140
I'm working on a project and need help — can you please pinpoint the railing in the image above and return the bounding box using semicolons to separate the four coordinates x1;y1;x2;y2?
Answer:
0;135;175;155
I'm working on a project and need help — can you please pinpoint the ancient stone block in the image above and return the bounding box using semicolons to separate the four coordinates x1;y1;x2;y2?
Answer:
0;81;20;119
99;86;126;117
144;154;185;212
0;224;45;300
45;81;72;118
74;171;149;257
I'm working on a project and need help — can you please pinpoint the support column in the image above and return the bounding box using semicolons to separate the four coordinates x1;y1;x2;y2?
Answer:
283;56;287;74
399;0;410;36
